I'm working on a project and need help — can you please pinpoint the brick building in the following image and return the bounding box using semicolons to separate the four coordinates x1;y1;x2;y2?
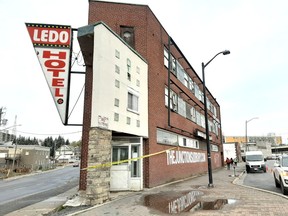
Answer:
78;1;224;204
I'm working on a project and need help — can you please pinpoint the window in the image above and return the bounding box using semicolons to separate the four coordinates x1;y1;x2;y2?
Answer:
157;129;178;146
115;65;120;74
112;146;128;164
195;85;200;100
127;58;131;81
115;49;120;59
196;110;201;126
164;48;169;67
188;77;195;93
171;93;178;112
136;79;140;87
120;26;135;48
191;107;196;122
114;113;119;122
131;145;140;177
171;56;176;75
179;136;199;149
115;79;120;88
126;117;131;125
128;92;139;112
114;98;119;107
136;120;140;127
165;87;177;111
183;72;189;88
178;97;186;117
183;138;187;147
201;114;205;128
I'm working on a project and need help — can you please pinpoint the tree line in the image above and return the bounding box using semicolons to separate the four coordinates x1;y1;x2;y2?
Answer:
14;135;81;158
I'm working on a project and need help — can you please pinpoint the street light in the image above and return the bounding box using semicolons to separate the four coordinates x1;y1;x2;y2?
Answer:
202;50;230;188
245;117;259;152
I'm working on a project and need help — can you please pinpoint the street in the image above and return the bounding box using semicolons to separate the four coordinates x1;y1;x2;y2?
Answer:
0;165;79;215
243;160;282;194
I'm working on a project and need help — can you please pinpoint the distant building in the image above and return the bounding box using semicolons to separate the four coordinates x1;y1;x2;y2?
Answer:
0;131;14;144
55;145;77;163
224;135;282;158
225;135;282;146
0;144;50;170
223;142;242;162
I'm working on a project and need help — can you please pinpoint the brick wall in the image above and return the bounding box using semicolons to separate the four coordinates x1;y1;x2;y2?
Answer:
86;0;222;188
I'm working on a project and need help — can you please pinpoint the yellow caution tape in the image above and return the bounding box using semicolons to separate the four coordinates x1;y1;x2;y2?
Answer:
82;146;177;170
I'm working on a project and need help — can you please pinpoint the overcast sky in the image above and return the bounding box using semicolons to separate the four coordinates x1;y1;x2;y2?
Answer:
1;0;288;143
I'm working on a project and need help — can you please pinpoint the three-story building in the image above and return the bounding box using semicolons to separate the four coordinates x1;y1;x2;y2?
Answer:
78;1;224;204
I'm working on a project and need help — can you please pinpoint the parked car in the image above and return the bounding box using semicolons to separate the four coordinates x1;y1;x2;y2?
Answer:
73;162;80;167
273;155;288;195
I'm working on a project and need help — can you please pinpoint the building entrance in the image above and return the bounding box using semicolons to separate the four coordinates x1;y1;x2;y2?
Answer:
110;137;143;191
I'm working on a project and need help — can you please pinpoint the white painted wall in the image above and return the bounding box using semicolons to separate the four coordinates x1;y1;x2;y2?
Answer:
223;143;237;160
91;23;148;137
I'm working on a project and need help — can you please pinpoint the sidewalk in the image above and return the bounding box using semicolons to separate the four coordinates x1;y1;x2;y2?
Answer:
68;162;288;216
7;162;288;216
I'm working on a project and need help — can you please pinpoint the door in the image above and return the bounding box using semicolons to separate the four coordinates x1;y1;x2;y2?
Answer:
110;146;129;190
110;137;143;191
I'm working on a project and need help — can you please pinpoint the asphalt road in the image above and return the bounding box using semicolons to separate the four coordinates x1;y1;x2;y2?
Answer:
243;160;283;194
0;165;79;215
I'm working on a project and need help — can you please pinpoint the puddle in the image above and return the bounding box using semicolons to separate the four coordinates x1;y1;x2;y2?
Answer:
143;191;237;214
143;190;203;214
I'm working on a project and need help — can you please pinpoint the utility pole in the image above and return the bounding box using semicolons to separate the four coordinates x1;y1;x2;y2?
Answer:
10;116;18;176
0;107;2;125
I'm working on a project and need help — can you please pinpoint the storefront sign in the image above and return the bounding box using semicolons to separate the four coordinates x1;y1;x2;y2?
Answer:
26;23;72;124
166;150;206;165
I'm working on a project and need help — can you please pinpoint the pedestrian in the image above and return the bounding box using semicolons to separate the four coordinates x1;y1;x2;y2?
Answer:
233;157;238;166
226;157;231;170
230;158;234;167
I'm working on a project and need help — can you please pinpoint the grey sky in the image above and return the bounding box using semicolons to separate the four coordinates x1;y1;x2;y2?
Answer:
1;0;288;142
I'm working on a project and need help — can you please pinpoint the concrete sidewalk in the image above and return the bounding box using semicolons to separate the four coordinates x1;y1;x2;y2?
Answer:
68;163;288;216
7;162;288;215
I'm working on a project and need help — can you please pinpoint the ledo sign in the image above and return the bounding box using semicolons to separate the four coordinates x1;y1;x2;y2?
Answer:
26;23;72;124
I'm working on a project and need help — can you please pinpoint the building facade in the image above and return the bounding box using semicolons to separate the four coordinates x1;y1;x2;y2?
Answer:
0;144;50;170
55;145;78;163
225;135;282;146
78;1;224;204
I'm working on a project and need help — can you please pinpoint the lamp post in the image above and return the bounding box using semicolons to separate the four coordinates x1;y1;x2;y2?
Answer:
202;50;230;187
245;117;258;152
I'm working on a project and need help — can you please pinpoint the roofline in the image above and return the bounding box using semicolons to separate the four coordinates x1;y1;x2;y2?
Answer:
89;1;219;106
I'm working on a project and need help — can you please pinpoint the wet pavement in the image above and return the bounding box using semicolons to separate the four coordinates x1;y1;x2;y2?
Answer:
66;162;288;216
8;162;288;215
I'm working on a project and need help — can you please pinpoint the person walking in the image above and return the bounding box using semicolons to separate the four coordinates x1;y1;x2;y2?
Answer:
226;157;231;170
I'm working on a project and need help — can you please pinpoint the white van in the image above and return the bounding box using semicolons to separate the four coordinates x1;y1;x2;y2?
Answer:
245;151;266;173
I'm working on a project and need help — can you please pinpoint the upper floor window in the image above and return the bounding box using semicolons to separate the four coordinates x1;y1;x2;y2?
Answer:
127;58;131;81
128;91;139;112
115;49;120;59
121;26;135;48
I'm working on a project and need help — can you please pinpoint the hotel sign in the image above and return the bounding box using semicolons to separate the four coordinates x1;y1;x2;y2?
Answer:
26;23;72;124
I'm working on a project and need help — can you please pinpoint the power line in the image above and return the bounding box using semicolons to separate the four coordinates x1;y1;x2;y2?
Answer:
16;130;82;136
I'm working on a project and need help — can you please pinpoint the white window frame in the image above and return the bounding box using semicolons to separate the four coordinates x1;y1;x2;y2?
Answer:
127;90;139;113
